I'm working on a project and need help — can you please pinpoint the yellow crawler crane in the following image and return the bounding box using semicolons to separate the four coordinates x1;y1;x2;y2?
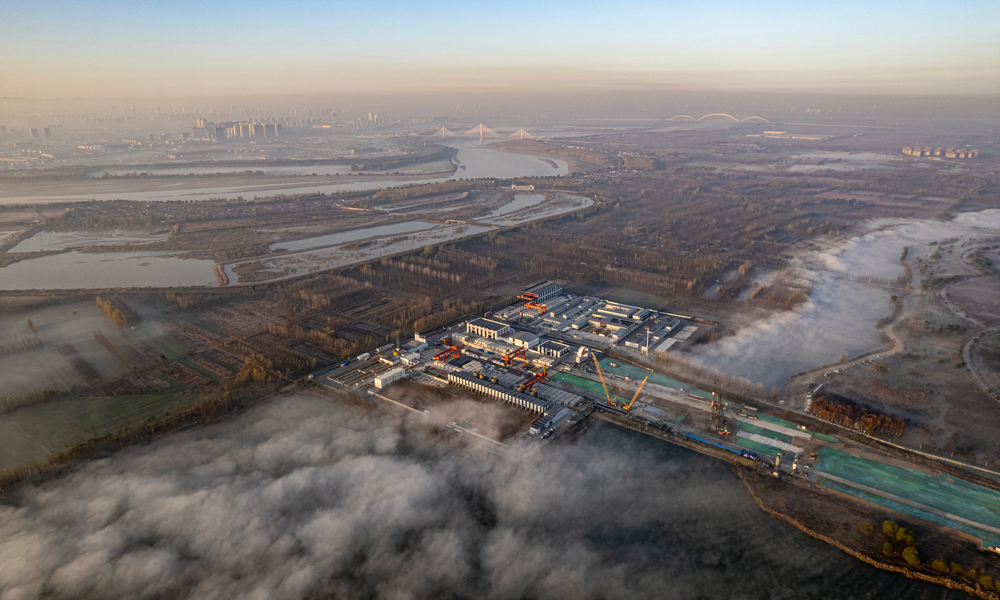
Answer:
592;354;619;407
622;376;648;411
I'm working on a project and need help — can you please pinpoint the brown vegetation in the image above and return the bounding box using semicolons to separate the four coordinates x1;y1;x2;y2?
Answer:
811;396;906;436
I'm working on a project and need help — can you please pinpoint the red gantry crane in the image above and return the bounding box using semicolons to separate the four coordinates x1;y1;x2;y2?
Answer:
517;367;548;394
433;344;461;361
517;292;547;317
502;347;528;367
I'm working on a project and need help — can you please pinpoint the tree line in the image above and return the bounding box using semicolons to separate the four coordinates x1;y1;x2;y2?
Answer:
811;396;905;436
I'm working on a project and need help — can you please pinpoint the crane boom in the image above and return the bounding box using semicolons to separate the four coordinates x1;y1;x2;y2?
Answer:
623;376;648;410
592;354;616;406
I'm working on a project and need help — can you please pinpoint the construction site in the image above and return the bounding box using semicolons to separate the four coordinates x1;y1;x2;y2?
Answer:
309;281;1000;558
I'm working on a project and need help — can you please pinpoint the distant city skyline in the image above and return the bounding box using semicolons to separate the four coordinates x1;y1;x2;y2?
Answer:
2;0;998;98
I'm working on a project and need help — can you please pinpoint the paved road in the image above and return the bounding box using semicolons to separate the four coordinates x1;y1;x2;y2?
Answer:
810;469;1000;537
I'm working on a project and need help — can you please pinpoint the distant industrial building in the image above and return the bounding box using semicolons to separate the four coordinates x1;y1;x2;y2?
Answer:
522;281;563;303
29;128;39;139
43;128;51;139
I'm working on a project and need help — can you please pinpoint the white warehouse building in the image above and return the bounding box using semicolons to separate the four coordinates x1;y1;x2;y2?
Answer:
522;281;563;303
375;367;407;389
467;318;511;340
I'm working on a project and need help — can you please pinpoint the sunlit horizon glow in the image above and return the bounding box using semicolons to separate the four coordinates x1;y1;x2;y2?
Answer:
2;0;998;99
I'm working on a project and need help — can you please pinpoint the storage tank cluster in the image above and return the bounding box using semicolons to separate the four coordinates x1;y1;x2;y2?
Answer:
902;146;978;159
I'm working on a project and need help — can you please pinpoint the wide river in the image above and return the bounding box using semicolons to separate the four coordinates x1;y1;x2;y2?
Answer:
0;140;568;205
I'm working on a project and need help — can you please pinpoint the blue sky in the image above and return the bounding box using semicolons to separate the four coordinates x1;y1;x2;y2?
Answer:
2;0;998;97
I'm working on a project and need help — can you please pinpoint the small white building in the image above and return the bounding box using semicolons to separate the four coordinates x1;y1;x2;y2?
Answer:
505;331;539;349
375;367;407;389
401;352;421;365
538;340;569;358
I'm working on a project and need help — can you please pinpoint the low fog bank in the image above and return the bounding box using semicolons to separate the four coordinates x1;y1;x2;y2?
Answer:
681;209;1000;388
0;394;953;600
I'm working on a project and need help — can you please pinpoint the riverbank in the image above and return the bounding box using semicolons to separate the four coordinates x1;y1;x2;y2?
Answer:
0;380;285;496
592;406;1000;598
735;465;1000;599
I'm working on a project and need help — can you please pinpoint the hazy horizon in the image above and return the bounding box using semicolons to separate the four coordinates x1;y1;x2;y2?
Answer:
3;0;998;100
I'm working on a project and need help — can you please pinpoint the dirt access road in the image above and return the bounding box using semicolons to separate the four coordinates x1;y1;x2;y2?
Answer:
782;321;904;411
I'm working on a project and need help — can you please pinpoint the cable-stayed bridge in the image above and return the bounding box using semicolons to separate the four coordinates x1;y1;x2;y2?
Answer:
426;114;769;141
429;124;536;141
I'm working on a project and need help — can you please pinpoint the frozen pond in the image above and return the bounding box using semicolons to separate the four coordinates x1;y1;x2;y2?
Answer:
11;230;167;253
0;191;593;290
270;221;437;252
479;194;546;220
0;251;218;290
228;224;495;284
228;192;593;284
476;193;593;227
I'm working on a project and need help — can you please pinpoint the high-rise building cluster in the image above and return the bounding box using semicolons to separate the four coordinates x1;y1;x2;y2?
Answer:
192;118;281;141
368;112;380;124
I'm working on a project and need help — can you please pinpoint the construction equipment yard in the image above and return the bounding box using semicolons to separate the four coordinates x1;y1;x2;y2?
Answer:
307;282;1000;555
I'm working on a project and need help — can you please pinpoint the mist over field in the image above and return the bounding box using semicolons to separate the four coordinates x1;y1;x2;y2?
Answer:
0;394;960;600
681;209;1000;387
1;0;998;596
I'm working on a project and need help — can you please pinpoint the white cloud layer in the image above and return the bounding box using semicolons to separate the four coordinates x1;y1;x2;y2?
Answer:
0;394;969;599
